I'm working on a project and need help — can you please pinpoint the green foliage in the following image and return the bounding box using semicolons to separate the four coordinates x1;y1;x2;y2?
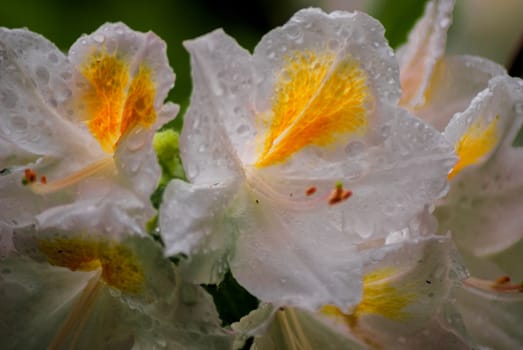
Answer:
203;271;260;326
513;123;523;147
371;0;429;48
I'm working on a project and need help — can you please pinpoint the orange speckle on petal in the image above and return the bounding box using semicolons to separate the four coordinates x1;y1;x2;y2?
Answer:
305;186;317;196
255;50;370;168
83;51;156;153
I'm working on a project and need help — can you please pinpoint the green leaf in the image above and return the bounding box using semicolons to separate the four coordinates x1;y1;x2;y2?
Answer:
371;0;430;48
512;124;523;147
203;270;260;326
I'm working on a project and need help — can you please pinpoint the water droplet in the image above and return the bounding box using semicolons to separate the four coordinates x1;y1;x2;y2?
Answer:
35;66;49;84
60;71;72;80
440;18;450;28
10;115;27;132
93;34;105;43
48;52;59;63
55;85;72;102
344;141;365;156
328;40;339;50
0;89;18;108
192;119;200;129
286;25;300;39
187;164;199;178
81;39;87;45
126;128;146;151
198;144;206;153
236;124;249;135
514;102;523;115
267;51;276;59
380;125;391;139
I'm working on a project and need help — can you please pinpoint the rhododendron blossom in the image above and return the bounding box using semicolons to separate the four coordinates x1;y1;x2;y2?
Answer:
159;8;455;311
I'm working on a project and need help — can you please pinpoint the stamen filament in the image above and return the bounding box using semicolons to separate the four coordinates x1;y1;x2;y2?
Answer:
29;157;113;195
463;276;523;293
49;270;103;350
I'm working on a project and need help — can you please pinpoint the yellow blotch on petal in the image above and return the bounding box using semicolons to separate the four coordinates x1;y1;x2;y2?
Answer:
38;237;144;294
255;50;370;168
448;115;500;180
83;52;156;153
321;268;416;327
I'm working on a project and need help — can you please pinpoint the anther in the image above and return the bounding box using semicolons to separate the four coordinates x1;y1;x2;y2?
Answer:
328;182;352;205
464;275;523;293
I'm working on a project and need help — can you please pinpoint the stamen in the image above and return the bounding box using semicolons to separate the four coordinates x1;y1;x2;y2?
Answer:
328;182;352;205
28;157;113;195
22;168;38;185
463;276;523;293
48;270;102;350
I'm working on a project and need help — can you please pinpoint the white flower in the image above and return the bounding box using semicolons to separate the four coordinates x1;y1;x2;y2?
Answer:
160;8;455;311
234;235;471;350
397;1;523;347
0;23;177;228
398;0;506;131
0;196;232;349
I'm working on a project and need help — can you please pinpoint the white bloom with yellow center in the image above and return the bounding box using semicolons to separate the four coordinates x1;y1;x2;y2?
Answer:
397;2;523;346
233;235;472;350
160;8;455;311
435;75;523;259
0;196;232;349
0;23;177;228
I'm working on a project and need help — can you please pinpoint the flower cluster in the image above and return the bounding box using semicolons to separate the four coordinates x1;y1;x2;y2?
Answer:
1;0;522;349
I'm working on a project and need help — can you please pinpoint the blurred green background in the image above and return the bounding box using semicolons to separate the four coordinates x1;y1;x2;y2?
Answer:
1;0;522;118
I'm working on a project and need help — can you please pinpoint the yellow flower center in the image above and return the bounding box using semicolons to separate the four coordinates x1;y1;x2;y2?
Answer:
38;237;144;294
83;52;157;153
255;50;370;168
448;115;500;179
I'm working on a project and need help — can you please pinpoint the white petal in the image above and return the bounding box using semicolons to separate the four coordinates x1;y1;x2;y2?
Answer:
7;197;232;349
0;28;96;164
182;29;251;182
229;190;363;311
69;22;175;114
321;236;472;350
398;0;455;109
32;186;152;239
0;256;98;348
160;179;239;257
254;8;401;109
438;76;523;256
253;308;368;350
114;103;178;202
259;107;455;241
454;285;523;350
413;55;506;131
